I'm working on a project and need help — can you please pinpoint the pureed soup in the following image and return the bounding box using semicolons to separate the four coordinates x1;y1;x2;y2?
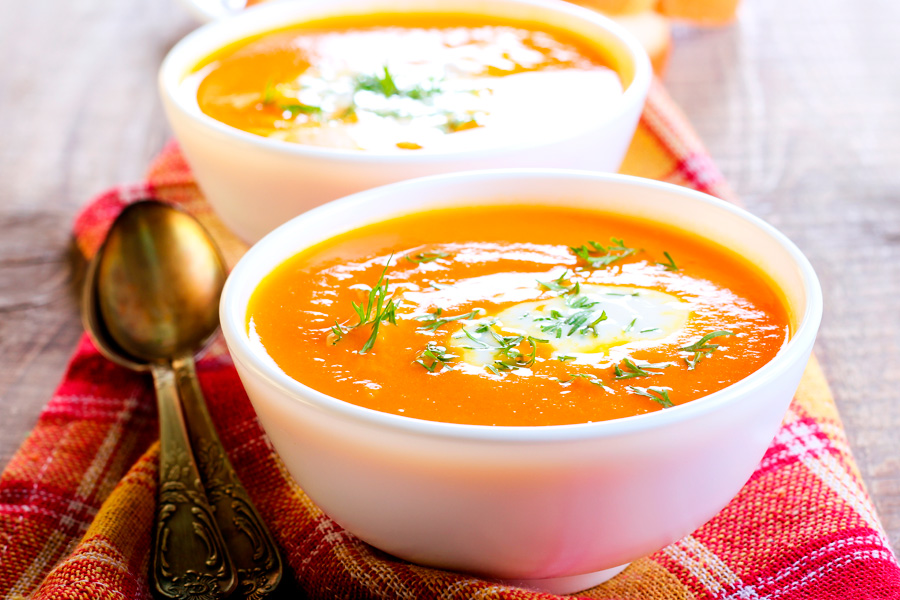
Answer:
183;13;623;152
246;205;791;427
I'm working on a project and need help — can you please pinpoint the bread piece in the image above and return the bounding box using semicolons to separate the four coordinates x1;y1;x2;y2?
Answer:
568;0;657;15
609;10;671;76
656;0;740;25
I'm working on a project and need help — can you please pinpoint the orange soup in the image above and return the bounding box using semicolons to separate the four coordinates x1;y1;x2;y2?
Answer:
185;14;622;152
246;205;790;427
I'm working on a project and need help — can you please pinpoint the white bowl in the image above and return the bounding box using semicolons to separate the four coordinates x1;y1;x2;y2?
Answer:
159;0;652;243
219;170;822;594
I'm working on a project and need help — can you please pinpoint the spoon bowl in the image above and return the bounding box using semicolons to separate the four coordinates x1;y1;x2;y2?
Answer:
95;202;226;362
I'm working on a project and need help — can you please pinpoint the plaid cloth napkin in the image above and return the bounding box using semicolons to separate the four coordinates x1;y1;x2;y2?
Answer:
2;80;899;600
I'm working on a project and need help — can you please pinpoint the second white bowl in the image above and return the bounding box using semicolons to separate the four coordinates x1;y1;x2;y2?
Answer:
159;0;652;242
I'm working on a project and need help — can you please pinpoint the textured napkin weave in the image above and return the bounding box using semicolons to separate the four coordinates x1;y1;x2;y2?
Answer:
2;80;900;600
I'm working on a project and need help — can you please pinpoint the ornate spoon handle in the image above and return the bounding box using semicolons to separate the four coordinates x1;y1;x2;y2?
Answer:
150;363;236;600
173;354;283;600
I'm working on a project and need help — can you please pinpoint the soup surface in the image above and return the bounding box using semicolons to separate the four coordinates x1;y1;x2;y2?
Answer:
247;205;791;427
186;14;622;151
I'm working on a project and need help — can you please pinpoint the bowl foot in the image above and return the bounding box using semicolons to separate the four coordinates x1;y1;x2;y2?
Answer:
498;563;630;595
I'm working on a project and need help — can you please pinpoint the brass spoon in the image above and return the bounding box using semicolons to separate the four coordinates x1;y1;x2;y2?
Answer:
83;200;282;600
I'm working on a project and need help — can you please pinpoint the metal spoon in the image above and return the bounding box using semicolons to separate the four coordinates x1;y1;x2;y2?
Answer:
83;200;282;600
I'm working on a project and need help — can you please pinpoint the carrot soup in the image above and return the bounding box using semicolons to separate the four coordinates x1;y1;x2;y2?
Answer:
246;205;790;426
183;13;623;152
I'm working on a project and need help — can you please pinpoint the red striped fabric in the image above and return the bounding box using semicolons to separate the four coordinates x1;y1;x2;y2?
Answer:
2;81;898;600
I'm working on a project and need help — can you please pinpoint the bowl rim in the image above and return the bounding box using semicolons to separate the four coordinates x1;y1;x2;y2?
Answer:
220;169;823;443
159;0;653;163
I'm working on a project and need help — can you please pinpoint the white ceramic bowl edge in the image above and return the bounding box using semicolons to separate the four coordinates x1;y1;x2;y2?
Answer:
159;0;653;242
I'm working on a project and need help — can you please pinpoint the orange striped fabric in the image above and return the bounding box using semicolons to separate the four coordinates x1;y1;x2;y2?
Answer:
2;80;898;600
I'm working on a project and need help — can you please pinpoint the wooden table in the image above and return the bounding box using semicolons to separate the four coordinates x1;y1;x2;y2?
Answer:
2;0;898;554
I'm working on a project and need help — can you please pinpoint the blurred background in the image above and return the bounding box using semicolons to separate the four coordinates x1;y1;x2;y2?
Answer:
0;0;897;552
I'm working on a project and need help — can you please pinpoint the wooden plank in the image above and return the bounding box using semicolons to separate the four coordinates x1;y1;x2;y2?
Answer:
665;0;900;550
0;0;194;465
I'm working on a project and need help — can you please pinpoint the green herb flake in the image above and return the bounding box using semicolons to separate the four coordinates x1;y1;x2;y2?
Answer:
615;358;674;380
281;103;322;116
407;251;450;264
535;309;566;339
534;303;607;338
416;308;483;332
557;373;613;393
627;386;674;407
537;270;571;292
566;294;598;309
343;255;400;354
414;342;458;373
606;291;640;297
614;358;651;380
355;65;401;97
442;114;481;133
656;251;679;272
570;238;638;269
329;320;346;345
262;80;276;104
459;326;490;349
680;330;734;370
467;328;547;375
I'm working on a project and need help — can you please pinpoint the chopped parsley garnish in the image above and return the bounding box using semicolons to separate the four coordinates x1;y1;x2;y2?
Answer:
416;308;483;332
456;323;547;375
557;355;577;362
680;330;734;370
566;294;597;310
627;386;674;407
485;333;547;375
557;373;613;392
613;358;673;380
407;251;450;264
442;114;480;133
535;309;565;338
405;84;440;100
260;80;322;116
534;302;607;338
614;358;652;380
567;309;608;337
570;238;638;268
262;80;276;104
537;272;588;303
537;270;572;292
355;65;443;101
329;320;346;345
458;326;489;350
624;317;637;333
280;103;322;116
344;256;399;354
656;251;679;272
355;65;401;97
414;342;458;373
531;281;608;339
